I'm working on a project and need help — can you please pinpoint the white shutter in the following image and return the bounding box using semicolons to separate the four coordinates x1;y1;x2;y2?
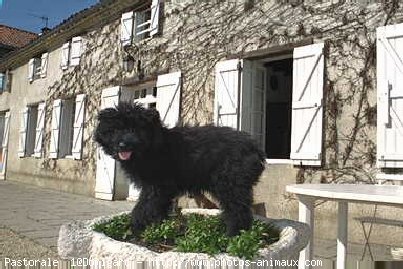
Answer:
49;99;62;159
72;94;86;160
376;23;403;168
290;43;324;166
156;72;181;128
40;53;49;78
214;59;241;129
240;61;266;149
214;60;265;146
61;42;70;70
95;87;120;200
18;108;29;157
34;102;46;158
70;37;82;67
28;59;34;82
121;11;134;45
150;0;160;36
100;87;120;109
1;111;10;176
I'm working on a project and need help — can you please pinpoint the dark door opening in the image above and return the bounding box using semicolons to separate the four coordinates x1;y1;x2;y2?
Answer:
265;58;293;159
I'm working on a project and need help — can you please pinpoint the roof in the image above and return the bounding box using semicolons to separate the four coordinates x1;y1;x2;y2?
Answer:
0;25;38;49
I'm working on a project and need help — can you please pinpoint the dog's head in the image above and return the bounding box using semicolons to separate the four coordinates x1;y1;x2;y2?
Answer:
94;102;163;161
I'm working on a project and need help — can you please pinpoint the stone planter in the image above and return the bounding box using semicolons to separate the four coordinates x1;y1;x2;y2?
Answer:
58;209;310;268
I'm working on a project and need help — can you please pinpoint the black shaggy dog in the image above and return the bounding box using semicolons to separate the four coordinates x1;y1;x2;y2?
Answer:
94;103;265;236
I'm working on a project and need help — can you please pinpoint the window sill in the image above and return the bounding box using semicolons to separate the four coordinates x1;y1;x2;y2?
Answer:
265;159;294;165
376;173;403;182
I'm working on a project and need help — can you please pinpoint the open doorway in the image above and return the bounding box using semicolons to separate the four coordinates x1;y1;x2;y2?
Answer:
264;58;293;159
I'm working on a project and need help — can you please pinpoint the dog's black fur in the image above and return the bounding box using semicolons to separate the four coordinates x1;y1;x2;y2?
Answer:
94;103;265;236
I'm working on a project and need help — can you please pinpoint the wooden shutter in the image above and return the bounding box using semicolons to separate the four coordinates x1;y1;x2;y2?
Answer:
156;72;181;128
18;108;29;157
49;99;62;159
72;94;86;160
240;61;266;149
121;11;134;45
150;0;160;36
290;43;324;166
70;37;82;66
40;53;49;78
1;111;10;176
214;59;241;129
34;102;46;158
215;59;265;145
95;87;120;200
28;59;35;82
377;23;403;168
61;42;70;70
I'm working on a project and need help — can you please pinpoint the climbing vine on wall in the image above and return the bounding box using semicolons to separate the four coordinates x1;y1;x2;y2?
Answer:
297;0;400;184
38;0;402;187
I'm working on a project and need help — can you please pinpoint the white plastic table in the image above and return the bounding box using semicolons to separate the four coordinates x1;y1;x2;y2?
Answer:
286;184;403;269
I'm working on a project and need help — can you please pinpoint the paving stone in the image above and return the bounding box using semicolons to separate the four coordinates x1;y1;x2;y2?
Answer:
35;237;59;249
21;229;60;239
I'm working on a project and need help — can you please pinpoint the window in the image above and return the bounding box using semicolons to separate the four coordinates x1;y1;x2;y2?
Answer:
59;99;75;158
18;103;45;158
121;0;160;46
133;86;157;108
49;95;86;159
0;73;5;92
265;59;293;159
25;105;38;156
0;71;12;93
28;53;48;81
61;37;83;70
121;72;181;128
215;43;324;166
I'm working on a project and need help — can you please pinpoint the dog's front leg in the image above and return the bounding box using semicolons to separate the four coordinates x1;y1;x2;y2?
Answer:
131;185;175;234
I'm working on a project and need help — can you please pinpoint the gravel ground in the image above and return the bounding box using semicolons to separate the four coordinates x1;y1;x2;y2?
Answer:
0;227;58;260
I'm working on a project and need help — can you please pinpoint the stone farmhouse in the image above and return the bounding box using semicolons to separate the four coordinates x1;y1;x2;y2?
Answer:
0;0;403;252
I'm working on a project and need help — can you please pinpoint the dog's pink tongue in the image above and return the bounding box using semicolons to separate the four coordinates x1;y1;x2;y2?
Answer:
118;151;132;160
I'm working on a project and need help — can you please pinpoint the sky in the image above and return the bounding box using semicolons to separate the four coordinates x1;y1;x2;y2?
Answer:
0;0;99;33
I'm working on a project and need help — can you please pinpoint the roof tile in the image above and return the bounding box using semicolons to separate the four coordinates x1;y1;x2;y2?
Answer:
0;24;38;49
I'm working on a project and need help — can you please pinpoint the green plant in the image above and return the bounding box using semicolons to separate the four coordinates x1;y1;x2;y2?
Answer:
142;218;182;244
176;214;229;255
227;220;279;260
93;213;279;259
93;214;133;241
